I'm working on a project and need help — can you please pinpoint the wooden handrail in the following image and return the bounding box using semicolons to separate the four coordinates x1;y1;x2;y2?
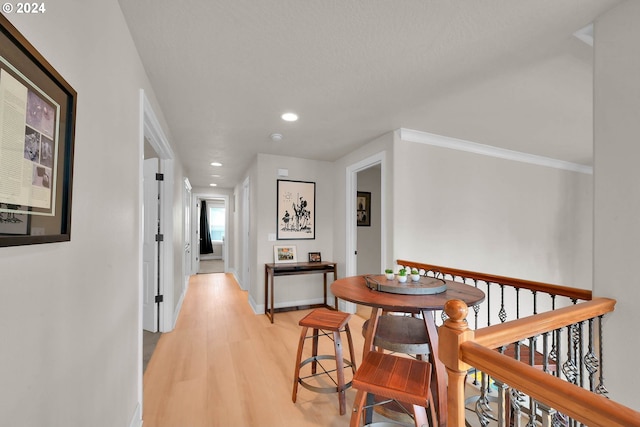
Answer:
461;342;640;427
439;299;640;427
474;297;616;349
397;259;592;301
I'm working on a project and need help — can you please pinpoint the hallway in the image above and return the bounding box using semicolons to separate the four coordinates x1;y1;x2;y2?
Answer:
142;272;366;427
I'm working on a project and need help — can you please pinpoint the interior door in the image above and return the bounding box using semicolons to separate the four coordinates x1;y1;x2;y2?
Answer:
242;178;250;291
143;158;159;332
183;179;192;287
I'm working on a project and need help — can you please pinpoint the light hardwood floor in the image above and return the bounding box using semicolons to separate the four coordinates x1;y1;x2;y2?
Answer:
143;272;368;427
143;273;487;427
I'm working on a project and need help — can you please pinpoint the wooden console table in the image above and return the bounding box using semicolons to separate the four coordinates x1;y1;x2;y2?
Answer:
264;261;337;323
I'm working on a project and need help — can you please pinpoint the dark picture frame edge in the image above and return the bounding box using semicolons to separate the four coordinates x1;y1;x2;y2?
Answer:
0;14;76;247
357;191;371;227
308;252;321;263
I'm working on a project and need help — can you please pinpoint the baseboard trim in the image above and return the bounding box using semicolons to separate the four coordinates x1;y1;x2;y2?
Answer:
129;402;142;427
172;282;188;330
255;297;327;315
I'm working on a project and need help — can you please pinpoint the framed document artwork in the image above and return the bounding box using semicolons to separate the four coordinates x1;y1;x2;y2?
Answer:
0;15;77;247
277;179;315;240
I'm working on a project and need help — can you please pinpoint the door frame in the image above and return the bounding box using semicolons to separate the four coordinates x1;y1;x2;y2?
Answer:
137;90;175;413
183;178;192;288
345;151;387;291
142;158;160;332
140;90;175;333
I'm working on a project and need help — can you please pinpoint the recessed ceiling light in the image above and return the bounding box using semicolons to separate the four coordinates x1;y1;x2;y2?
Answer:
210;162;222;167
209;183;217;187
270;133;283;141
281;112;298;122
211;174;221;178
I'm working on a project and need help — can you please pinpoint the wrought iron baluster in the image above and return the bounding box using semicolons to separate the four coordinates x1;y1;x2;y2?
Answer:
595;315;609;397
486;281;492;327
475;371;493;427
472;278;480;329
470;278;481;387
542;331;550;374
525;335;538;427
562;323;579;385
510;386;524;427
584;318;598;392
552;411;569;427
499;284;507;323
549;295;557;372
578;321;585;390
507;341;525;426
554;328;562;379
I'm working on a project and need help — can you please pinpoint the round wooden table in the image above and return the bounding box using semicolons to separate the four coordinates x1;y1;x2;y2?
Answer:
331;274;485;427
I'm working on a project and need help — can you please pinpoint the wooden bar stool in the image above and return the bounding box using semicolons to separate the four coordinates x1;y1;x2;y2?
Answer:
363;314;431;359
362;313;431;424
292;308;357;415
350;351;435;427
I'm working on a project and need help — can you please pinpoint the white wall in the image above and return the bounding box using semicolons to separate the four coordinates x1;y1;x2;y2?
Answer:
246;153;334;312
0;2;176;426
393;135;593;287
593;0;640;410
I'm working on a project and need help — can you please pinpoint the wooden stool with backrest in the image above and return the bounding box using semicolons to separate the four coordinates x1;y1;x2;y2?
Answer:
292;308;357;415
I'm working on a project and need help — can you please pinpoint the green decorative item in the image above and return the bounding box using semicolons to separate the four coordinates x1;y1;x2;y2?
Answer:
385;269;394;280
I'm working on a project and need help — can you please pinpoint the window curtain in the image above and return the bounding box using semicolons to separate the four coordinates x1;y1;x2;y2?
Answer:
199;200;214;254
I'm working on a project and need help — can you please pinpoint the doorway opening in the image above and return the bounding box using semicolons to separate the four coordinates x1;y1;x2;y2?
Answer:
192;194;230;275
198;198;226;273
345;151;386;314
138;90;176;407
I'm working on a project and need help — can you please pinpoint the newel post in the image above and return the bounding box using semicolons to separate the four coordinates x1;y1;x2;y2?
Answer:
439;299;474;427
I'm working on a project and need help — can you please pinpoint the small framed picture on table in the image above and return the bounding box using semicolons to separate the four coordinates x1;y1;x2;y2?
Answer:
308;252;322;262
274;245;298;263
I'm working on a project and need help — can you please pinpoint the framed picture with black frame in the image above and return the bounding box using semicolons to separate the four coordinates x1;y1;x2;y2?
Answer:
0;15;77;247
308;252;321;262
277;179;315;240
357;191;371;227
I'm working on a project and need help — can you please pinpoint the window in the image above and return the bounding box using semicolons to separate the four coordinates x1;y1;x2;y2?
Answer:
209;206;225;242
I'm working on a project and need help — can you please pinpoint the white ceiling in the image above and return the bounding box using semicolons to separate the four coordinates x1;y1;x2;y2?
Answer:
118;0;622;189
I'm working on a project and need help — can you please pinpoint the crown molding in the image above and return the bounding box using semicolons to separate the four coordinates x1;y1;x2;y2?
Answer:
398;128;593;175
574;23;594;47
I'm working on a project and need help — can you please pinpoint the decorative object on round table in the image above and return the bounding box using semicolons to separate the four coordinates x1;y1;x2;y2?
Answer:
384;269;395;280
397;268;408;283
410;268;421;282
364;274;447;295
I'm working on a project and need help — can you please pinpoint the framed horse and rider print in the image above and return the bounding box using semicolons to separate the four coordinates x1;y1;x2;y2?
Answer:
277;179;315;240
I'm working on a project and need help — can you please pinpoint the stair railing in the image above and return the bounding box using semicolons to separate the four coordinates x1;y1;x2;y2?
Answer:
395;260;620;426
440;298;640;427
